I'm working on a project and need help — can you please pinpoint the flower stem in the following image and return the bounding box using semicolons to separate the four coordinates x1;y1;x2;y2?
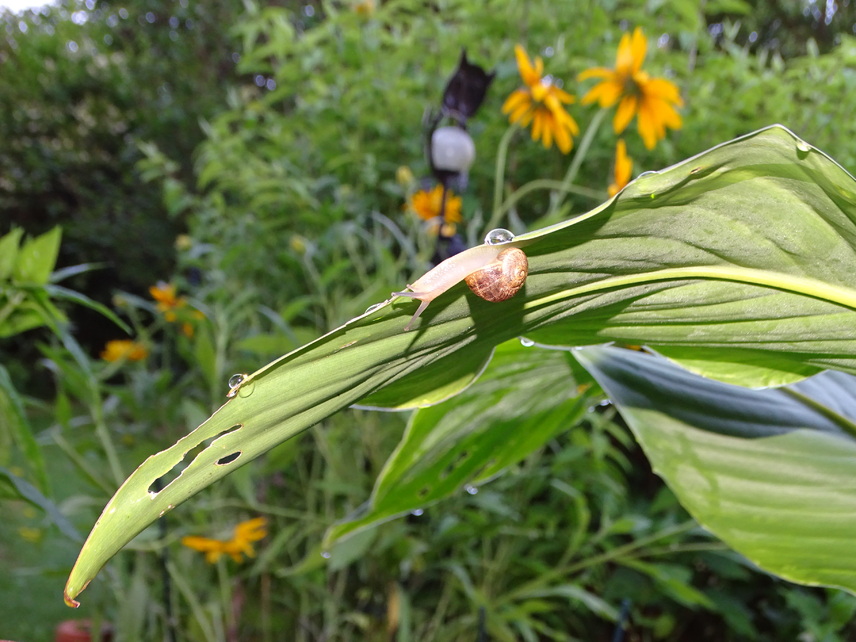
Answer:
486;178;604;232
489;125;518;233
548;109;607;216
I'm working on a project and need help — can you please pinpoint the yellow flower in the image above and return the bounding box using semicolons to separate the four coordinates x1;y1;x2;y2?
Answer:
354;0;375;14
502;44;579;154
181;517;268;564
100;339;149;362
149;281;187;322
608;139;633;197
395;165;415;187
579;27;683;149
407;185;462;234
174;234;193;251
18;526;43;543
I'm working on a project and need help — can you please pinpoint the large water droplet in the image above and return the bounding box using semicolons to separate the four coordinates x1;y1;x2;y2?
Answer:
519;336;535;347
226;373;248;398
484;228;515;245
410;508;424;516
796;140;811;153
321;550;331;559
465;484;479;495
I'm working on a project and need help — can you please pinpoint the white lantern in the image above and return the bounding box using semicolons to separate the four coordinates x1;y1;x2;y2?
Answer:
431;126;476;174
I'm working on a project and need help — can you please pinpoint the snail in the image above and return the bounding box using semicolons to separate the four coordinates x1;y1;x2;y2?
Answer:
392;245;528;330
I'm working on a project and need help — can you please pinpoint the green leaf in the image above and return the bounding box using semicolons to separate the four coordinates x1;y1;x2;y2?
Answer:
65;126;856;605
0;466;80;542
0;227;24;281
13;227;62;285
0;365;49;492
618;559;715;609
575;345;856;593
324;340;591;546
44;285;129;335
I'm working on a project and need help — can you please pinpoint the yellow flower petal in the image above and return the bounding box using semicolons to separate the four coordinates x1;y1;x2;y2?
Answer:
613;95;637;134
100;339;148;362
514;44;543;87
608;138;633;196
407;185;462;223
581;77;623;107
636;101;659;149
554;118;572;153
645;77;683;105
577;66;613;81
629;27;647;74
531;110;543;142
502;89;529;114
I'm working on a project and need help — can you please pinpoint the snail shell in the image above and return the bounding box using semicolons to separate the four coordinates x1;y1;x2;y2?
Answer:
464;247;528;302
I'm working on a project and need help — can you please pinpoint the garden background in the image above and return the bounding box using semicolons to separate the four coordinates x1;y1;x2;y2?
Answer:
4;0;856;640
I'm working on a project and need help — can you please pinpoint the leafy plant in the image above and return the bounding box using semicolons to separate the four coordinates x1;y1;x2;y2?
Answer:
65;124;856;614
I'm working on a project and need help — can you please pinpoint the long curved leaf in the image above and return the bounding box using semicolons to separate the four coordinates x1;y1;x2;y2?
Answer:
575;345;856;593
325;340;593;546
65;125;856;605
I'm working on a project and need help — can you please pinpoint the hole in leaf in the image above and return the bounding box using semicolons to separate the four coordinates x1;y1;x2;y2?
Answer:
442;450;470;479
148;424;242;495
216;451;241;466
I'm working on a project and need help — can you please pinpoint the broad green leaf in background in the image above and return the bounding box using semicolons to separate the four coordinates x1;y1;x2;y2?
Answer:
576;345;856;592
65;126;856;605
324;340;595;547
0;227;68;337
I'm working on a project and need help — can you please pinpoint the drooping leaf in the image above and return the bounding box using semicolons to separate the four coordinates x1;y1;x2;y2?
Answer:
325;340;593;546
65;126;856;605
575;345;856;593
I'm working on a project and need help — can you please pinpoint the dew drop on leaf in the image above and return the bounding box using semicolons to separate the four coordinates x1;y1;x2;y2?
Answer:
484;228;515;245
227;373;247;398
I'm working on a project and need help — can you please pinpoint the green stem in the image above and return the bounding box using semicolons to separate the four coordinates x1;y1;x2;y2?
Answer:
52;429;115;495
548;109;607;216
0;288;26;328
88;380;125;487
490;125;519;230
619;542;730;559
487;179;604;232
217;557;235;636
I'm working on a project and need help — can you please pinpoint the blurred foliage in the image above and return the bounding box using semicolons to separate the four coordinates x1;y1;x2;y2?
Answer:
6;0;856;639
0;0;243;350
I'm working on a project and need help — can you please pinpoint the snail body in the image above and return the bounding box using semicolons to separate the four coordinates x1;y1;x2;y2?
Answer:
393;245;528;330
